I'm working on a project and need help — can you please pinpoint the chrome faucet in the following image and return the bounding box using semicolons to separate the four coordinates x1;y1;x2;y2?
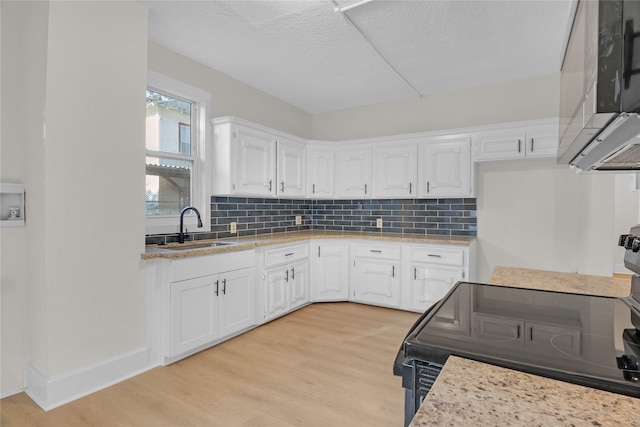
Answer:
179;206;203;243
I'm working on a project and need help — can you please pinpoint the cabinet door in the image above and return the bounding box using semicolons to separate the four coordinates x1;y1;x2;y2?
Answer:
236;127;276;196
311;242;350;301
409;265;462;312
277;138;305;197
373;141;417;198
475;128;527;161
170;276;218;356
525;124;558;158
419;137;472;197
218;268;254;338
335;146;372;198
306;146;335;198
264;268;289;321
288;260;309;310
352;258;400;308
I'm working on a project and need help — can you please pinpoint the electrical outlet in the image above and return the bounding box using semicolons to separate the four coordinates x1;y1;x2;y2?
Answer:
295;215;302;225
230;222;237;233
376;218;383;228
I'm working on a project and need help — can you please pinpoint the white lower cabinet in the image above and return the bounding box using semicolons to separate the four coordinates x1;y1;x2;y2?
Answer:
151;238;476;365
163;250;256;363
409;265;463;312
218;268;255;338
170;267;254;356
310;241;349;301
350;243;401;308
261;243;310;322
170;275;218;356
404;245;467;313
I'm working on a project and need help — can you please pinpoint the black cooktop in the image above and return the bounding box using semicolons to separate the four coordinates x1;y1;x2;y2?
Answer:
397;281;640;398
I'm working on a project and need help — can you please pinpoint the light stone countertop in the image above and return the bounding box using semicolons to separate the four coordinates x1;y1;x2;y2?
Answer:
489;265;631;297
142;230;476;259
410;356;640;427
410;266;638;426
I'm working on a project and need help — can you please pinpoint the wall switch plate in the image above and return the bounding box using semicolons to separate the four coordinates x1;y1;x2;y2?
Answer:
376;218;383;228
230;222;237;233
295;215;302;225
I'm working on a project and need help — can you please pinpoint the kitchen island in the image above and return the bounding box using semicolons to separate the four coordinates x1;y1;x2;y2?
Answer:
409;267;638;426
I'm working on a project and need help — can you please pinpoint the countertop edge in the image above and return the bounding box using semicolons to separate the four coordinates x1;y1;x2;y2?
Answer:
142;231;476;260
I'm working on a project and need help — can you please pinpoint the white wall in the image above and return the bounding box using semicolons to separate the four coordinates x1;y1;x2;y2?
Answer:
0;0;315;404
476;159;615;282
1;0;49;397
147;43;314;140
1;0;149;404
37;0;148;377
613;174;640;274
312;73;560;140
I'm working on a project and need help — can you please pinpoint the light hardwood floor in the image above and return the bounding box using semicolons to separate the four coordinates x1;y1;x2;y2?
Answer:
1;302;419;427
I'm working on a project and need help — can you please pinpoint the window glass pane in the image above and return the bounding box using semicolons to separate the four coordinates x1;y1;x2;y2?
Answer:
179;123;191;155
145;156;192;216
146;90;192;155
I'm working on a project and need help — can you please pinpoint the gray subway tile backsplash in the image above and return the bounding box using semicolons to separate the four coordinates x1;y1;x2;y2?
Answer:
145;196;477;244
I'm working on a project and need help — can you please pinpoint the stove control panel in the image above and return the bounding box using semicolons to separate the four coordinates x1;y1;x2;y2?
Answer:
622;226;640;275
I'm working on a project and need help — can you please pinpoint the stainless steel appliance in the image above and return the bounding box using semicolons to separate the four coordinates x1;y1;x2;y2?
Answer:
394;227;640;426
558;0;640;171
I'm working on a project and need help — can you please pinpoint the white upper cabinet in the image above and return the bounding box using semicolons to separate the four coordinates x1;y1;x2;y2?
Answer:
475;119;559;161
306;144;335;198
372;140;418;198
277;137;305;197
212;117;305;198
236;126;277;196
418;136;472;198
335;145;372;198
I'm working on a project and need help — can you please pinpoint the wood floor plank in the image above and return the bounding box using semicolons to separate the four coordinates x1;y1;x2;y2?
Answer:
1;302;419;427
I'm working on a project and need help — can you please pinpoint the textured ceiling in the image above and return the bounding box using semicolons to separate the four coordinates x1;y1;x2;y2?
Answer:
141;0;575;114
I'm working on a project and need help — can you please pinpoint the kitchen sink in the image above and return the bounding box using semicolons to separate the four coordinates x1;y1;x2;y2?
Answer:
146;241;237;253
166;242;236;250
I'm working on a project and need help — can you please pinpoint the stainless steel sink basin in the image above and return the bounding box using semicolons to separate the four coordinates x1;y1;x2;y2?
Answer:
166;242;236;250
146;241;236;253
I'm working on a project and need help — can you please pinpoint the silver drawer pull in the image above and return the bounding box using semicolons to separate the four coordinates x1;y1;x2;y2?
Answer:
285;252;294;256
370;250;382;253
427;254;442;258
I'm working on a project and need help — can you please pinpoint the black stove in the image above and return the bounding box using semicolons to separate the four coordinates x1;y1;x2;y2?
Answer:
394;227;640;426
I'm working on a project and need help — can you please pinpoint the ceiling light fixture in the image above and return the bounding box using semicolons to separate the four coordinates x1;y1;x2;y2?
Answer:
330;0;422;98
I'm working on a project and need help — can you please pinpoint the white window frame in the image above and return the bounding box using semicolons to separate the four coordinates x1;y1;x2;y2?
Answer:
146;70;212;235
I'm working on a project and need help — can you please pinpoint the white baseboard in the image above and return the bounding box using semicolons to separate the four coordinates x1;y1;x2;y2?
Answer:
1;386;26;399
24;347;153;411
614;262;633;275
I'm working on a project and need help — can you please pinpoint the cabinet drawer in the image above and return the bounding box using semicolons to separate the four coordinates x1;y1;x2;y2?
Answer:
410;246;464;266
352;243;401;259
264;244;309;267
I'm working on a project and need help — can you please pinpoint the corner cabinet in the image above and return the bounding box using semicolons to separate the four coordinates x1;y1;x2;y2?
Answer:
310;241;349;301
306;144;335;198
212;117;305;198
418;136;472;198
475;119;559;162
335;145;372;198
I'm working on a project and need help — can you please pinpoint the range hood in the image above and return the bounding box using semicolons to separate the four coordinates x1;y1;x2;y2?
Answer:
558;0;640;171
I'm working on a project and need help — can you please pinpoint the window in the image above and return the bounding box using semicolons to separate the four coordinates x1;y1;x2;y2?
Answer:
145;71;211;235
